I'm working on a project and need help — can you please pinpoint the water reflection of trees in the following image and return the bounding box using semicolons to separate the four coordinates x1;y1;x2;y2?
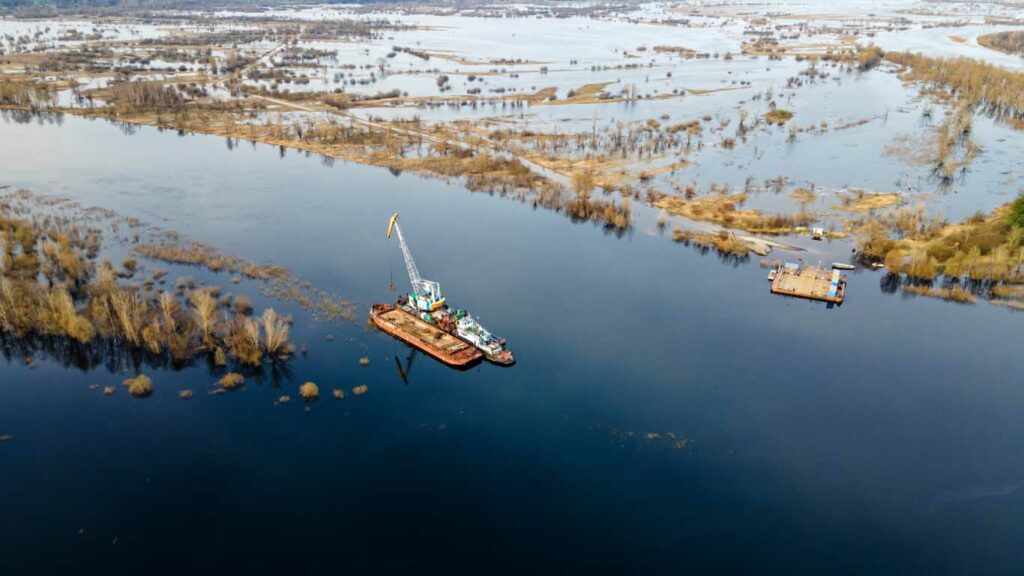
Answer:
0;332;293;388
0;108;65;126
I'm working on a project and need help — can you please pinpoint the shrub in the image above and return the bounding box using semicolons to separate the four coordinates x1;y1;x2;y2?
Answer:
300;382;319;401
261;308;293;357
233;295;253;315
218;372;245;390
1010;193;1024;229
124;374;153;397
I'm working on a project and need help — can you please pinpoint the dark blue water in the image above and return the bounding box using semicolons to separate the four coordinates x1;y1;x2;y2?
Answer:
1;113;1023;574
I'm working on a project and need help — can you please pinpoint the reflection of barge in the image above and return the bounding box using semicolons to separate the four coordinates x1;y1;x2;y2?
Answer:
370;303;482;367
770;262;846;304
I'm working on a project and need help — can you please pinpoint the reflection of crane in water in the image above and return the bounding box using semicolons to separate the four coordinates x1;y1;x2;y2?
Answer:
394;348;418;385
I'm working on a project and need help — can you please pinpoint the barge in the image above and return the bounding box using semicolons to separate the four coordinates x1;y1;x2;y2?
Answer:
770;262;846;304
369;303;482;368
380;212;515;367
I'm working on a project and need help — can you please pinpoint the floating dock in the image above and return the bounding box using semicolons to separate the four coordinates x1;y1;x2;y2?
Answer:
770;263;846;304
370;303;482;367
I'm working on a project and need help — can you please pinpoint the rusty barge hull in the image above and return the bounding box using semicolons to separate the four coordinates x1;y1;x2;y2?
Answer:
370;303;482;367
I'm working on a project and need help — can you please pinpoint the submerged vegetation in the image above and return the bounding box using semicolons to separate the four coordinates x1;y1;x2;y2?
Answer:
0;189;308;381
885;51;1024;127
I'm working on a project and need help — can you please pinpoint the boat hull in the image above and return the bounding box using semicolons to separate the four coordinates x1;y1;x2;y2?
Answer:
370;303;482;368
483;352;516;366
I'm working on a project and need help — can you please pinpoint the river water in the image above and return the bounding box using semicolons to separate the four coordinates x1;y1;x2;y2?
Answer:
1;112;1022;574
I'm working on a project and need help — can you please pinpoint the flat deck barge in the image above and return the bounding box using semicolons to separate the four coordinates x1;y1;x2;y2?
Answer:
370;303;482;367
770;265;846;304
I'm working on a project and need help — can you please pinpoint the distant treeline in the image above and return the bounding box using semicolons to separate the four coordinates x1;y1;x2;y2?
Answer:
978;30;1024;56
0;0;411;14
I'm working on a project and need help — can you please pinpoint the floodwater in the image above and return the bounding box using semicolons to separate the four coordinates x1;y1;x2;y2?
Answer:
1;110;1023;574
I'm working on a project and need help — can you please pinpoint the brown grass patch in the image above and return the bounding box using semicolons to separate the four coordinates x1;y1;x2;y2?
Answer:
764;109;794;125
903;284;977;304
655;194;812;234
836;191;900;213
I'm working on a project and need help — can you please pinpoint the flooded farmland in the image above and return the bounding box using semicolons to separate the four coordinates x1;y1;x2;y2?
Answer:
3;1;1024;573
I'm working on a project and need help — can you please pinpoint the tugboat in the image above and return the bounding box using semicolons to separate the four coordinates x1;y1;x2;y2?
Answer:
370;213;515;367
455;313;515;366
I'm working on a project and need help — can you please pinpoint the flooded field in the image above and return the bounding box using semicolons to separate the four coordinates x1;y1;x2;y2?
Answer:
3;1;1024;573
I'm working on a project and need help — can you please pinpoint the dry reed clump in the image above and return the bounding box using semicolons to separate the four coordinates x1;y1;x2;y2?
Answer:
672;228;751;257
1;193;300;368
764;109;794;124
299;382;319;401
332;389;344;399
352;385;368;396
991;284;1024;299
233;295;253;316
836;190;900;213
262;309;294;358
218;373;245;390
189;290;220;346
103;386;115;395
654;194;811;235
214;347;227;366
903;284;977;304
123;374;153;397
226;316;262;365
133;242;288;281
